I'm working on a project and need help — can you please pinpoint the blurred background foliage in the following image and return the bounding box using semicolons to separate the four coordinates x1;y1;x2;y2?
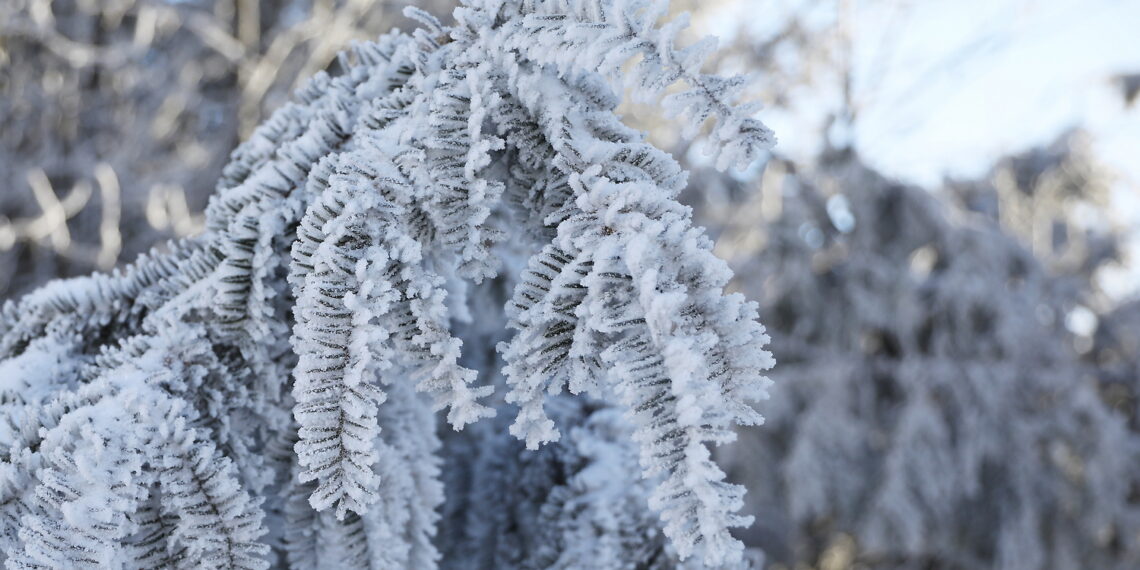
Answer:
0;0;450;298
2;0;1139;568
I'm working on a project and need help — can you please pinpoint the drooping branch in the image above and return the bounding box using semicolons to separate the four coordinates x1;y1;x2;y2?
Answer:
0;0;775;566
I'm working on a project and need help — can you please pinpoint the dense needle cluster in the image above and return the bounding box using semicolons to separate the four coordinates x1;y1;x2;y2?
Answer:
0;0;775;567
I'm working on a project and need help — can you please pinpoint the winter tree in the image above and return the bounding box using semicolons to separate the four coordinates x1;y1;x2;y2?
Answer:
709;149;1140;569
0;0;777;568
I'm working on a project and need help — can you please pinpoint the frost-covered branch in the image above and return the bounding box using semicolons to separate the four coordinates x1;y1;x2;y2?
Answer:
0;1;774;566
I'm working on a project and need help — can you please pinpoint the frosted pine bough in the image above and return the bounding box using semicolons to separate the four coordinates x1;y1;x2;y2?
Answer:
0;0;775;567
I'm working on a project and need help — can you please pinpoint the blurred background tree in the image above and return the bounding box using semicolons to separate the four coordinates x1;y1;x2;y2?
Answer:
0;0;451;299
2;0;1139;568
673;1;1140;568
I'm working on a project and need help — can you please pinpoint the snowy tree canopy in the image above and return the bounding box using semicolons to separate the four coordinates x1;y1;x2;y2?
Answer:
714;153;1140;569
0;0;776;567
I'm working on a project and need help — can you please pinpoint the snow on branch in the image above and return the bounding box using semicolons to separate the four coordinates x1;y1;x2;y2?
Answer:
0;0;774;566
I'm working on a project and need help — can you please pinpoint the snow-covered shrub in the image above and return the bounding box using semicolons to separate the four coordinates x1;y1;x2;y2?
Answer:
0;0;776;567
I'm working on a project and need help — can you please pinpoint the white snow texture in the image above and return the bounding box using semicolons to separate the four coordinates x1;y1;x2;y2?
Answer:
0;0;775;568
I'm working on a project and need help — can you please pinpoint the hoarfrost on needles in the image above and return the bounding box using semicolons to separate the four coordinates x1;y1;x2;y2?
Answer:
0;0;774;567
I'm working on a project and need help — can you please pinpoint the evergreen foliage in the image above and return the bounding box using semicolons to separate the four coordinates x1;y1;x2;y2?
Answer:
0;0;775;567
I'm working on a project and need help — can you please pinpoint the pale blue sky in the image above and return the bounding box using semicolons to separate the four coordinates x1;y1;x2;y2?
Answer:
702;0;1140;297
850;0;1139;184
